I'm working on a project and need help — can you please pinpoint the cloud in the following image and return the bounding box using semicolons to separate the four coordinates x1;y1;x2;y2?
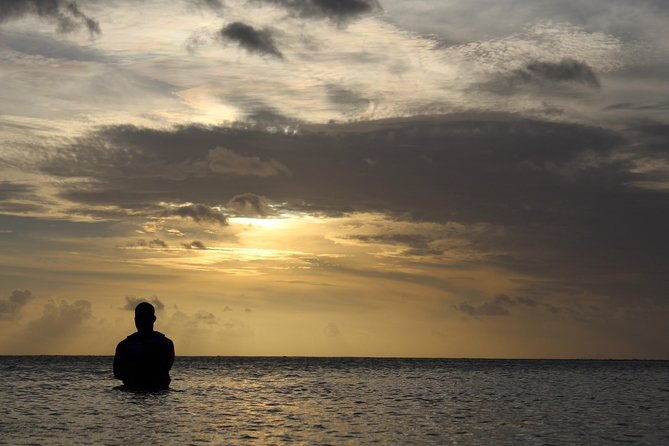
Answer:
262;0;381;23
122;295;165;311
0;31;106;61
0;289;33;321
220;22;282;58
227;193;272;217
481;59;601;95
192;0;224;12
604;101;669;112
208;147;290;177
325;85;371;113
164;203;228;225
455;294;538;317
381;0;669;45
125;238;168;249
32;115;669;305
194;310;217;324
518;59;601;87
0;0;101;36
0;181;36;201
26;299;92;337
182;240;207;249
245;107;299;127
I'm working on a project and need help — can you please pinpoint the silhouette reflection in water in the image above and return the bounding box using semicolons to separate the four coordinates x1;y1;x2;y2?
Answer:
113;302;175;389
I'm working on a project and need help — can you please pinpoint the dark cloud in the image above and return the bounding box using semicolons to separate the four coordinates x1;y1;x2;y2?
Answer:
455;294;538;317
0;182;44;214
0;181;37;201
125;238;168;249
164;203;228;225
0;289;33;321
182;240;207;250
261;0;381;23
482;59;601;95
347;233;437;254
245;107;299;127
209;147;291;177
227;193;272;217
326;85;371;113
37;114;669;304
522;59;600;87
0;0;101;36
0;202;46;213
605;101;669;112
122;296;165;311
220;22;282;58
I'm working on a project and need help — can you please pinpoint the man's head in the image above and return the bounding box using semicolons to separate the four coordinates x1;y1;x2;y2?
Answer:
134;302;156;333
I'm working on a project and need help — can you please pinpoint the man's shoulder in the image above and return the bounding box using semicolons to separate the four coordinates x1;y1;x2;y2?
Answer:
117;333;136;345
153;331;174;345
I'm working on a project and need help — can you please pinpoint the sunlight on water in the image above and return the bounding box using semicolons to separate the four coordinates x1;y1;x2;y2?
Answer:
1;357;668;445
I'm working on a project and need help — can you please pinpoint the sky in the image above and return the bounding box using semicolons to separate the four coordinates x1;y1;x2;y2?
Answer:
1;0;668;358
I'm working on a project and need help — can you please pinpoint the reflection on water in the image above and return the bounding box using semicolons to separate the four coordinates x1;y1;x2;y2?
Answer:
1;356;668;445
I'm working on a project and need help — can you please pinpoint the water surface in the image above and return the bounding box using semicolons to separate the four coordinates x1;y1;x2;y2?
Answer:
1;357;668;444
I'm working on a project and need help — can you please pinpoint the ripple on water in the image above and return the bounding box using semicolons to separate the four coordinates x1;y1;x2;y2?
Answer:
0;357;668;444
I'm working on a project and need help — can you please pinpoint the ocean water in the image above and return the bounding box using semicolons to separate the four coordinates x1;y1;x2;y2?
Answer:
1;357;668;445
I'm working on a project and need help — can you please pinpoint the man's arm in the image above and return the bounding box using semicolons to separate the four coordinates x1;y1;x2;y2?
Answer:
165;339;175;371
113;342;126;380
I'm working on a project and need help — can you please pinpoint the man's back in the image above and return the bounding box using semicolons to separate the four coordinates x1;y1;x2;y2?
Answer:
114;330;174;389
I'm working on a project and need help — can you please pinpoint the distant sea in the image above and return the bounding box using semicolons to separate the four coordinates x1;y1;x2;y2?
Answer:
1;357;668;445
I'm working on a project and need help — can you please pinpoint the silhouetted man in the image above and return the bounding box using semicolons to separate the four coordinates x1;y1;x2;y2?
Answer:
113;302;175;389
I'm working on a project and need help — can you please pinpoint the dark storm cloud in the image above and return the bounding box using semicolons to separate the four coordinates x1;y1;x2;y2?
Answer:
227;193;271;217
220;22;282;58
122;296;165;311
182;240;207;249
164;203;228;225
0;0;100;36
38;114;669;304
0;289;33;320
261;0;380;23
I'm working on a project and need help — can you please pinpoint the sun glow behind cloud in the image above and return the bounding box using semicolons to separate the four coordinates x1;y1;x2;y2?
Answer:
1;0;668;358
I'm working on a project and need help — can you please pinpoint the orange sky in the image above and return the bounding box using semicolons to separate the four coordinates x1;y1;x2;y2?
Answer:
1;0;668;358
